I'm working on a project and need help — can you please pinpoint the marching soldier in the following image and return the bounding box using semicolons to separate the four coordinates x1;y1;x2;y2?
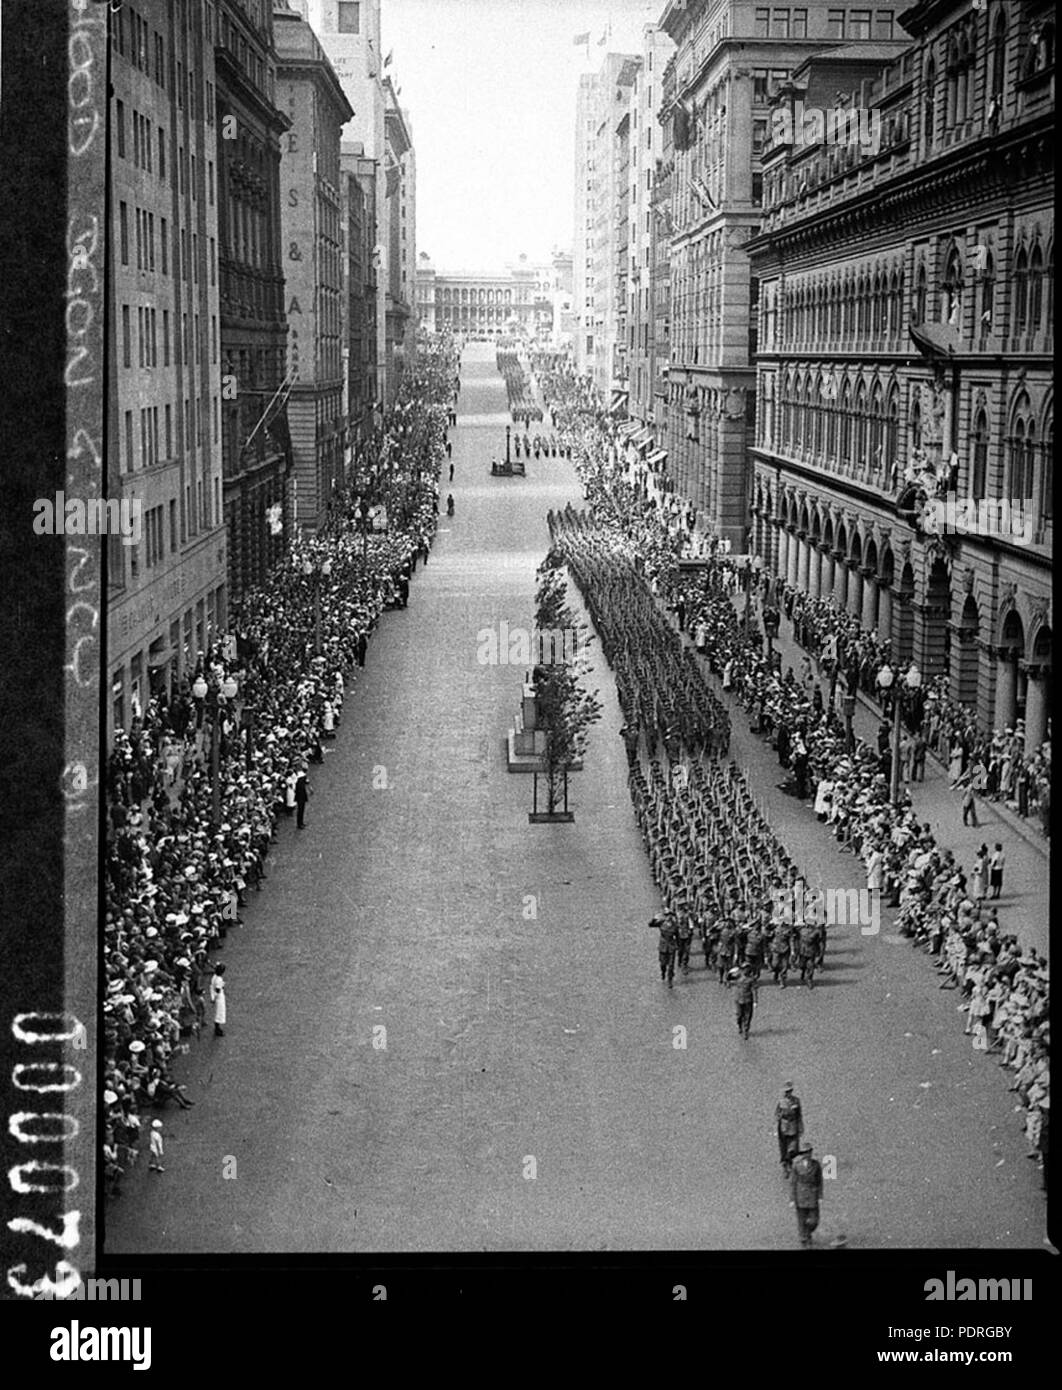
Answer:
650;913;678;989
733;965;759;1039
675;905;694;975
775;1082;804;1177
769;921;792;988
744;920;765;981
789;1143;824;1248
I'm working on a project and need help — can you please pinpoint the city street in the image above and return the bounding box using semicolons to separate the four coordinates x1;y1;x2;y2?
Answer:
107;348;1046;1254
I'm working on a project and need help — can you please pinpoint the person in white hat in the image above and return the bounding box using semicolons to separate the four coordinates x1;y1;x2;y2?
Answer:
148;1120;165;1173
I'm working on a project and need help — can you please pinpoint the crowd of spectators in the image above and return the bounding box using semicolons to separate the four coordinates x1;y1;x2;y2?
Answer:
103;338;458;1198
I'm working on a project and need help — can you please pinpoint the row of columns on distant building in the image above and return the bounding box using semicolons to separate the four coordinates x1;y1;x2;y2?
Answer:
756;514;1049;754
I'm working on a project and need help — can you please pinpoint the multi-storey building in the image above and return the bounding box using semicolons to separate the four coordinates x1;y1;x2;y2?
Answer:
660;1;909;549
303;0;391;409
748;0;1052;742
414;255;544;338
342;142;379;446
275;2;353;532
573;53;640;392
383;78;414;401
550;249;576;349
216;0;292;607
628;25;676;433
615;108;633;399
108;0;227;736
651;51;677;440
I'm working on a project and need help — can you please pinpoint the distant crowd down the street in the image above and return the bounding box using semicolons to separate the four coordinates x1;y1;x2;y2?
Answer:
536;357;1048;1179
102;335;460;1198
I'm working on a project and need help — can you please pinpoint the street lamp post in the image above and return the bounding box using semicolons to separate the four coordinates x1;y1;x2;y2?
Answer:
193;673;238;825
303;557;333;656
876;662;921;805
506;424;512;465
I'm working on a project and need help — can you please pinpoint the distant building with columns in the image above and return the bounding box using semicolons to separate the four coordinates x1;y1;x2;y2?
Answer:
747;0;1052;745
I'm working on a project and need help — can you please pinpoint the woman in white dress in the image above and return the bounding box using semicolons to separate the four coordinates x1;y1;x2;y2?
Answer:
970;846;987;902
210;963;227;1037
864;846;884;893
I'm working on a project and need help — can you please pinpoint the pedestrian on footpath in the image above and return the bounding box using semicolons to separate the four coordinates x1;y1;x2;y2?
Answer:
449;461;454;482
210;962;227;1037
789;1143;823;1247
989;842;1005;899
148;1119;165;1173
776;1083;804;1177
961;780;979;827
295;764;310;828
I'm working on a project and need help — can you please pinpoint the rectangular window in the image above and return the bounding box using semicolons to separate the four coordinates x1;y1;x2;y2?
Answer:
849;9;871;39
753;68;769;102
170;499;178;551
771;9;790;38
119;202;129;265
208;160;214;206
754;7;769;36
147;212;155;271
874;10;894;40
165;403;172;456
163;309;170;365
122;305;131;368
792;7;807;36
210;237;216;285
138;307;145;367
159;127;166;180
337;2;360;34
161;218;168;275
124;410;134;470
827;9;845;38
116;100;126;157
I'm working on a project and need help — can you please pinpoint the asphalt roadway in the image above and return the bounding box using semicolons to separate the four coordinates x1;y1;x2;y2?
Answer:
106;346;1047;1254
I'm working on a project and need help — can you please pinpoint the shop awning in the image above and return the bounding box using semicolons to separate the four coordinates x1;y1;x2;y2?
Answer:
610;389;629;415
647;448;668;466
630;429;653;451
617;420;639;437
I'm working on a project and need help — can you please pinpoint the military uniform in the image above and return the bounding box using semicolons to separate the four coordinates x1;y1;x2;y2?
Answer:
652;914;678;988
775;1087;804;1175
675;912;694;974
790;1147;823;1247
734;972;758;1038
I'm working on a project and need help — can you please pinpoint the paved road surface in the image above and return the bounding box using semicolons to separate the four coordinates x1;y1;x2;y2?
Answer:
107;347;1046;1254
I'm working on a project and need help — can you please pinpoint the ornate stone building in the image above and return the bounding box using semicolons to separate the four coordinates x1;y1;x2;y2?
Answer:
748;0;1052;743
660;0;909;548
216;0;292;606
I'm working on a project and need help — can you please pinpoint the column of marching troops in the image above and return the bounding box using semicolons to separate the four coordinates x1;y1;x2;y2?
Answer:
547;505;828;1011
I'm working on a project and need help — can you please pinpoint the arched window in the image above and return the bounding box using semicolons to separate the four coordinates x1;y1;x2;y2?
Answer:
990;14;1007;113
911;392;923;451
942;246;963;329
972;408;989;500
979;252;995;339
924;58;937;150
1042;412;1053;521
914;262;928;324
1014;245;1029;334
1008;393;1036;501
885;385;900;471
888;271;901;338
1029;244;1044;331
855;380;867;472
814;374;826;454
840;379;852;464
870;380;884;473
946;37;959;127
826;378;838;461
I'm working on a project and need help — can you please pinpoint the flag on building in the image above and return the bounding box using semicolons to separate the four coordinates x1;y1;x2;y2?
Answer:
384;49;394;67
573;32;590;46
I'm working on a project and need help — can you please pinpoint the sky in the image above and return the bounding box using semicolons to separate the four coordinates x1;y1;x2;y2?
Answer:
383;0;664;273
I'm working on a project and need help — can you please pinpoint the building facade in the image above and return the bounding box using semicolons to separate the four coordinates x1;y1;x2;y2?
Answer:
303;0;391;409
628;25;676;433
342;143;379;447
216;0;292;607
275;3;354;532
748;0;1052;741
108;0;228;736
660;0;909;548
415;254;546;339
383;78;414;402
574;53;640;392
